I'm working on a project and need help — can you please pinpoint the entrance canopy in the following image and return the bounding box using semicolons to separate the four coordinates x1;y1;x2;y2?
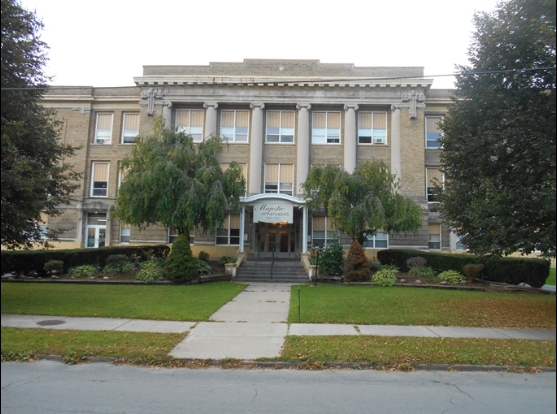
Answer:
239;194;309;254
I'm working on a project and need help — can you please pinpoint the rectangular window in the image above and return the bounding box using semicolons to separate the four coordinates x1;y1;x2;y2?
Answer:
264;164;294;196
122;113;139;144
176;109;204;142
120;226;131;243
358;112;387;144
94;113;113;144
167;228;194;244
91;162;109;197
266;110;295;143
38;212;48;240
362;232;389;248
118;162;130;190
426;168;444;202
426;116;443;148
312;217;340;247
221;110;249;143
312;111;341;144
428;224;441;250
455;234;466;251
216;214;240;245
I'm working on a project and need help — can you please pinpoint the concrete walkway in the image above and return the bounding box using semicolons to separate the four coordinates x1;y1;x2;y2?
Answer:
2;282;556;360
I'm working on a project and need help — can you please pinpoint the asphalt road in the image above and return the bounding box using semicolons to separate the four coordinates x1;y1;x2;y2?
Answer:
1;361;555;414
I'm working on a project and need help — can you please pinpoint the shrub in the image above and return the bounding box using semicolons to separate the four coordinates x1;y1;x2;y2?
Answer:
344;240;370;282
69;265;99;279
198;251;210;263
44;260;64;275
164;234;198;282
463;264;484;282
103;254;135;273
197;259;212;275
218;256;237;266
437;270;466;284
136;259;165;283
406;256;427;269
318;243;344;276
372;268;397;287
408;266;437;278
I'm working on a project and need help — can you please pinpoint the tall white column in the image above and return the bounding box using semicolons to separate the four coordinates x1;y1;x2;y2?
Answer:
296;104;311;196
239;205;246;253
390;105;402;179
249;103;265;195
302;206;309;254
203;103;218;138
162;102;172;129
344;104;358;173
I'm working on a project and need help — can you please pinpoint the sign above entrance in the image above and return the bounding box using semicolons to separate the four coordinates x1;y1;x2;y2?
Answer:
253;202;293;224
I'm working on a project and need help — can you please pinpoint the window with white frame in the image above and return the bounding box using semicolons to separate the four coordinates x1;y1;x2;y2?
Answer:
118;162;129;190
266;110;295;143
167;228;195;244
264;164;294;196
358;112;387;144
455;234;467;250
428;224;441;250
176;109;204;142
94;113;113;144
425;116;443;148
121;113;139;144
362;232;389;248
426;168;444;202
120;226;131;243
221;163;248;194
220;110;249;142
312;216;339;247
216;214;240;245
312;111;341;144
91;162;109;197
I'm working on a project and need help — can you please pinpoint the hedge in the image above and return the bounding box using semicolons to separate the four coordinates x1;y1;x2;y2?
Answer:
1;245;170;277
376;249;550;288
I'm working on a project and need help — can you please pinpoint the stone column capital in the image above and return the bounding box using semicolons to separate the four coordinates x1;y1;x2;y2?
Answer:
344;104;359;111
391;105;402;111
296;104;312;110
250;103;265;110
203;103;219;109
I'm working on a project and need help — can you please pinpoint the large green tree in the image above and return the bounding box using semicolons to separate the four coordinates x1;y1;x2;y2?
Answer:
438;0;556;258
1;0;81;249
303;161;423;245
113;117;245;240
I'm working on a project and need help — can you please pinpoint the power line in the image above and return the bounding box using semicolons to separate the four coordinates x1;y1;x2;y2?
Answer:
1;66;555;90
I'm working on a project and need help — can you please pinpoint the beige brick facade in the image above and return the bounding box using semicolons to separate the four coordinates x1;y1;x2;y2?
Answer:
40;60;459;257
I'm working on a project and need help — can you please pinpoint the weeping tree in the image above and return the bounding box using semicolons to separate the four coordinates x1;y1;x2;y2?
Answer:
303;161;423;245
113;117;246;241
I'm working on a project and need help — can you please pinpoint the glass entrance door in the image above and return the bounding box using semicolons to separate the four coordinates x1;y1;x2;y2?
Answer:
260;224;296;258
85;213;107;248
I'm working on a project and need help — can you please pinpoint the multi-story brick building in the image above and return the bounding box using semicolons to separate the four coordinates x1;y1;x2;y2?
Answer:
41;59;464;260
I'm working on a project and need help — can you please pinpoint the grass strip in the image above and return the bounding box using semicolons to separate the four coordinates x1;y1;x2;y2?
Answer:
1;282;246;321
290;284;556;329
546;268;556;286
280;336;556;368
1;327;184;362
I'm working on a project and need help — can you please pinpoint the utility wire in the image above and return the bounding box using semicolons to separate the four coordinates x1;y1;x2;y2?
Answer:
1;66;555;90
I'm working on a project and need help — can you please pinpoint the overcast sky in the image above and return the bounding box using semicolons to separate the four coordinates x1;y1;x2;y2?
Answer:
20;0;499;89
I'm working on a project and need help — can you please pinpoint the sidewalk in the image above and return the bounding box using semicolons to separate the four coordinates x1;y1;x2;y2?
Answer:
2;282;556;360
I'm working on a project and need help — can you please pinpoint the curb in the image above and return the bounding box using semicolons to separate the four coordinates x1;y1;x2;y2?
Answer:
11;354;556;373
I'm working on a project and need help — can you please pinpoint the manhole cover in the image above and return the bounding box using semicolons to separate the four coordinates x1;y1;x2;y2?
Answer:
36;320;66;326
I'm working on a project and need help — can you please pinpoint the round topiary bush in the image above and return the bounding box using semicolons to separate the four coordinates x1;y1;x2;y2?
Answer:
164;234;198;282
318;242;344;276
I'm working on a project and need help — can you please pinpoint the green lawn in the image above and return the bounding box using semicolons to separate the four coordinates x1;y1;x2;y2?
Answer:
1;282;246;321
1;327;183;362
546;268;556;286
289;285;556;329
280;336;556;368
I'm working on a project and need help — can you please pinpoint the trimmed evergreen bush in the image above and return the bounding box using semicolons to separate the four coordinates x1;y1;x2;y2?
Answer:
318;243;344;276
344;240;370;282
163;234;198;282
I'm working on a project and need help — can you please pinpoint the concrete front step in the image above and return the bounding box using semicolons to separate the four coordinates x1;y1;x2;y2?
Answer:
235;260;309;283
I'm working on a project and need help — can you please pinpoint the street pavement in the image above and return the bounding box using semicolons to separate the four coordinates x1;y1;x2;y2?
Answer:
1;282;556;360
